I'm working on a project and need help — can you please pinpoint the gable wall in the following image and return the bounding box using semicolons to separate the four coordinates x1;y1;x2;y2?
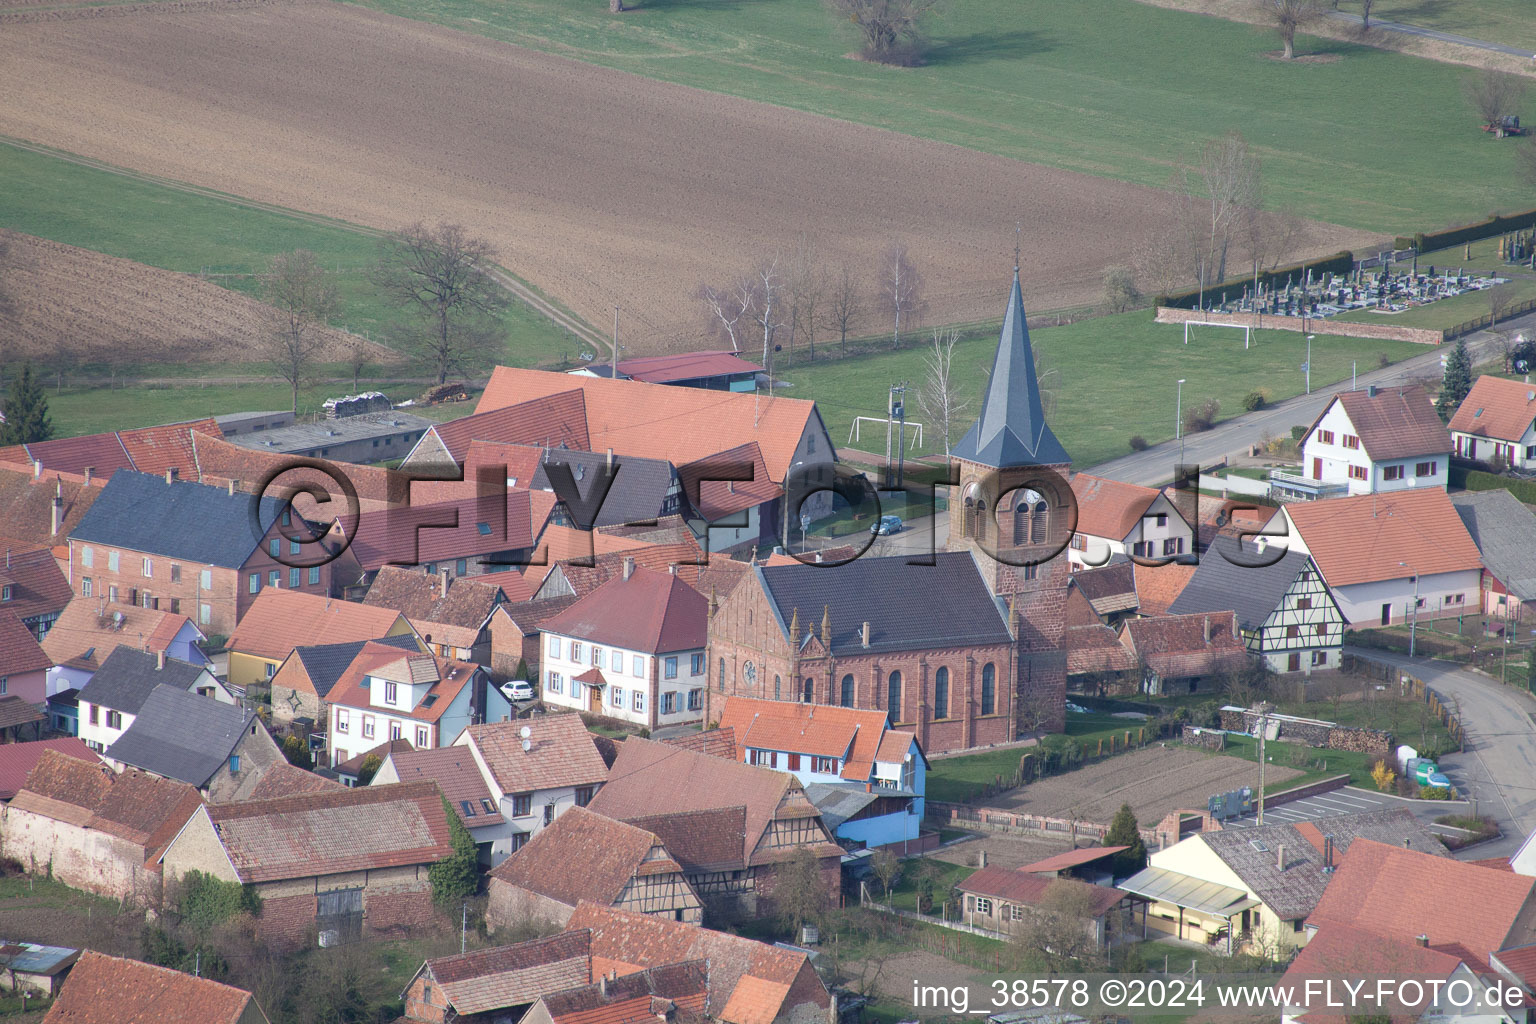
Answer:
1;804;161;904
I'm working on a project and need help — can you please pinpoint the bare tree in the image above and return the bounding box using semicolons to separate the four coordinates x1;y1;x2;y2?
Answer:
1237;204;1306;277
697;276;758;354
770;846;831;935
827;0;942;66
1182;131;1262;286
1103;266;1140;313
260;250;339;414
1131;221;1191;299
1463;69;1527;129
827;264;862;357
784;236;826;363
1256;0;1325;59
372;222;511;385
880;242;926;349
914;326;970;456
1358;0;1375;31
345;344;373;394
750;257;785;376
1014;880;1108;972
1489;281;1517;328
870;848;901;903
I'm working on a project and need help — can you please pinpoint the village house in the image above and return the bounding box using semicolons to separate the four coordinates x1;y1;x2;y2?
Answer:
105;684;282;801
41;599;208;697
522;961;709;1024
75;645;230;754
362;565;513;664
713;696;928;852
0;545;72;641
675;442;784;557
587;736;842;922
1122;810;1450;956
707;552;1029;754
398;930;595;1024
333;737;413;787
1132;561;1198;617
1;749;202;904
325;642;510;767
226;588;419;689
0;419;218;482
65;469;340;638
955;868;1139;948
1067;474;1193;569
268;633;421;730
1065;561;1138;624
373;744;507;865
244;760;343;800
159;780;454;947
564;902;833;1024
41;949;272;1024
0;941;79;998
1449;375;1536;469
451;713;610;858
1274;488;1484;627
1273;384;1450;501
0;737;96;801
0;464;101;555
540;563;708;731
1167;536;1347;674
1453;489;1536;624
486;805;703;928
1117;611;1250;695
187;428;399;514
0;608;52;708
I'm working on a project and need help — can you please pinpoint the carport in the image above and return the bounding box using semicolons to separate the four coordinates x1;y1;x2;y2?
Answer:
1118;865;1259;955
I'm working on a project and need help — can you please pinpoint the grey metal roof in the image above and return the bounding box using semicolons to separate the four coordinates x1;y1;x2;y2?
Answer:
757;551;1014;656
531;450;678;528
69;469;286;569
77;646;213;715
950;272;1071;469
225;411;436;455
804;781;915;830
1452;490;1536;601
1118;865;1258;917
1166;535;1317;630
0;941;80;977
291;633;422;699
106;685;256;788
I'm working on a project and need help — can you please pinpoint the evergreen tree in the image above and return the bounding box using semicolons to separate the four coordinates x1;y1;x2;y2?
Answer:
1437;338;1473;419
429;795;479;905
1105;803;1148;878
0;363;52;446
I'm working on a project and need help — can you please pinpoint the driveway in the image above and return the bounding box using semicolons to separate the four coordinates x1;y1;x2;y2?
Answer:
1345;647;1536;859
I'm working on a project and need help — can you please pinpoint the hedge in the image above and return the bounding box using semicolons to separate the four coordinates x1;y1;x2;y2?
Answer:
1448;464;1536;504
1395;208;1536;254
1154;251;1355;310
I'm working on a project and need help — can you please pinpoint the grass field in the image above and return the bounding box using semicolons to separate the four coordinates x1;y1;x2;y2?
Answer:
780;312;1424;469
0;141;583;369
353;0;1530;234
1332;277;1536;329
1360;0;1536;52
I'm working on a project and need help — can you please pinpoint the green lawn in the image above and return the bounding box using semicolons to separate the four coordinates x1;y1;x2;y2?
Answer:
0;141;584;370
350;0;1532;234
927;746;1034;804
1217;732;1377;789
883;858;973;916
1354;0;1536;52
780;312;1423;469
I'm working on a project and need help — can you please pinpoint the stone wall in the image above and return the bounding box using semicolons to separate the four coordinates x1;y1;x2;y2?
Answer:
1181;725;1225;751
0;807;162;906
1154;307;1445;346
485;878;575;934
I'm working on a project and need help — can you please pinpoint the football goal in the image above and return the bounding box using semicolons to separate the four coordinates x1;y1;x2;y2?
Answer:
1183;319;1253;350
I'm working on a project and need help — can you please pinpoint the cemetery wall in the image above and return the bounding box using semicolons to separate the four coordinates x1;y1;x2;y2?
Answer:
1154;307;1444;346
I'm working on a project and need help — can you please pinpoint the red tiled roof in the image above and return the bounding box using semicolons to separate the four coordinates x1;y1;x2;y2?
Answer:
1303;386;1450;461
1120;611;1248;680
610;350;762;385
42;950;256;1024
0;433;132;478
343;490;556;572
422;931;594;1016
362;566;504;649
1017;846;1128;874
0;606;51;675
0;695;44;731
677;442;782;522
0;738;96;801
334;737;412;775
1132;561;1197;616
1493;943;1536;988
717;696;892;782
1449;375;1536;442
541;568;705;654
621;806;747;874
384;746;494;824
326;642;479;724
489;806;685;909
1065;622;1138;675
662;726;738;761
203;779;454;883
427;390;591;464
539;543;710;603
243;762;343;800
1070;474;1164;541
524;526;675;592
459;713;609;794
10;750;202;860
470;569;536;604
42;599;200;670
1285;919;1465;986
0;465;102;549
1281;488;1483;587
229;591;414;662
118;419;222;477
539;960;708;1024
957;868;1125;917
189;430;397;513
0;546;72;625
476;369;818;484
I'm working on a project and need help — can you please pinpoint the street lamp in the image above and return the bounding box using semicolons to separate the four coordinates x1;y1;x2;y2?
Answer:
1399;561;1419;658
1305;335;1315;396
1176;379;1187;462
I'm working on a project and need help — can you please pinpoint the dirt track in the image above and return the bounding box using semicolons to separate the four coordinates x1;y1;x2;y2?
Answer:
0;231;396;365
988;745;1301;825
0;2;1374;351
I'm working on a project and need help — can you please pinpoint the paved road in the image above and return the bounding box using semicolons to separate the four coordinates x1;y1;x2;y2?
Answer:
1085;314;1532;486
1346;647;1536;860
1327;9;1536;59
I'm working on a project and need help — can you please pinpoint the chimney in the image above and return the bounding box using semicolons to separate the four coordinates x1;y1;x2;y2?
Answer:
1203;615;1211;645
156;650;165;671
31;461;40;481
622;556;636;581
227;478;236;497
1323;833;1334;871
599;975;608;998
1276;844;1285;871
1403;837;1410;848
1368;384;1379;398
83;467;93;487
978;850;987;868
51;483;62;538
165;468;177;484
865;781;872;793
1416;934;1429;948
439;568;450;597
861;621;870;649
606;447;613;469
668;563;677;576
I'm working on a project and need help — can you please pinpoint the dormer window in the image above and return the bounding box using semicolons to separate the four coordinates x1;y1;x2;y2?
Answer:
385;680;398;705
0;585;10;602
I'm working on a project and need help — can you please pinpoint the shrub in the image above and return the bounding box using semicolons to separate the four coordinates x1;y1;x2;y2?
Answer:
1183;398;1220;434
356;752;382;786
1242;389;1267;412
178;869;260;930
281;733;313;771
1128;435;1148;451
1418;785;1452;800
1104;266;1141;313
1370;759;1396;792
1290;425;1309;441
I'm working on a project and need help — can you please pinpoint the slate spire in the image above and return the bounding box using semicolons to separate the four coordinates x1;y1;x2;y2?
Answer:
950;269;1071;469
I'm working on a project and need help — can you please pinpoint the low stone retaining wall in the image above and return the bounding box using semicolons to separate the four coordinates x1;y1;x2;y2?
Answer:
1154;307;1444;346
1220;707;1391;754
1181;725;1226;750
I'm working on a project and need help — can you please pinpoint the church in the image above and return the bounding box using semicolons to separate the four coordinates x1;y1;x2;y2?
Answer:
702;271;1070;752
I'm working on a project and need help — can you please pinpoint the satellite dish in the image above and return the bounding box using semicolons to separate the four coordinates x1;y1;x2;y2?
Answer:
521;738;532;752
520;726;532;739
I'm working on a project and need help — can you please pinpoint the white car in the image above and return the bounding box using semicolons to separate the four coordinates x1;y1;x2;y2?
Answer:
501;680;535;702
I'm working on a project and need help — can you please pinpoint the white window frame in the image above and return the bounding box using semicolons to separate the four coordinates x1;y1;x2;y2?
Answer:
571;641;583;662
633;690;645;712
337;709;350;733
416;726;429;747
610;685;624;708
661;692;676;714
143;557;153;578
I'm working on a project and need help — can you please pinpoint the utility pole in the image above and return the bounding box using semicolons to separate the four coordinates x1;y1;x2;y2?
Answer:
1306;335;1314;395
462;901;469;954
611;306;620;380
893;383;908;491
1255;701;1273;825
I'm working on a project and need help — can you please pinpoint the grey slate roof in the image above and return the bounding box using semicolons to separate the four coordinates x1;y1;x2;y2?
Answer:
106;685;256;788
291;633;422;699
757;551;1013;656
804;780;914;831
532;450;678;529
1452;490;1536;601
1196;808;1449;921
77;646;212;715
69;469;286;569
1166;535;1316;631
950;272;1071;469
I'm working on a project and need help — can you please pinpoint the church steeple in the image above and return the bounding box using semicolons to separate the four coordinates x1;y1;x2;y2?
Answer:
950;269;1070;470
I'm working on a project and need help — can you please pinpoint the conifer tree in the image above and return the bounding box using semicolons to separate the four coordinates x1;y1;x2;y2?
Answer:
0;363;51;446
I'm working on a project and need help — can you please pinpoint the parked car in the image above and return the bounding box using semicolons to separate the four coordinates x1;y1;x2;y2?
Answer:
501;679;535;702
872;515;904;536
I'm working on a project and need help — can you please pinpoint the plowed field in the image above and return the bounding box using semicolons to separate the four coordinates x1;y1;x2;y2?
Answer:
0;3;1373;351
0;231;396;365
